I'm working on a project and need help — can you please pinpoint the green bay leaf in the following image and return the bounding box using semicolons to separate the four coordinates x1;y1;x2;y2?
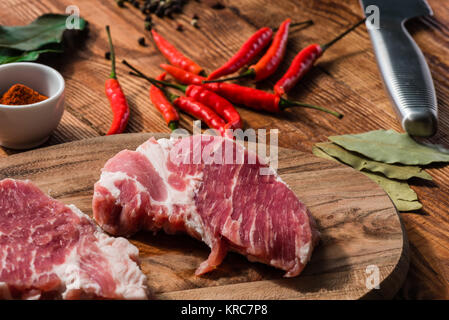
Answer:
394;199;423;211
362;171;417;201
329;129;449;165
312;146;339;162
0;47;62;65
362;171;422;211
0;14;86;51
313;146;422;212
315;142;432;180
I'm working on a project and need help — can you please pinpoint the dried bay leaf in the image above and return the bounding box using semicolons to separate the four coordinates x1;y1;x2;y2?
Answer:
315;142;432;180
392;199;423;211
312;146;338;162
362;171;418;202
312;146;422;212
329;129;449;165
362;171;422;211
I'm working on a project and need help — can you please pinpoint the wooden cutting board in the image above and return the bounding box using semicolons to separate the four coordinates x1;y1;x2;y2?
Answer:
0;133;408;299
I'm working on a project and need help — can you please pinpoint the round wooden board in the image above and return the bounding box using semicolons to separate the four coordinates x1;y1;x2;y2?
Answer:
0;133;409;300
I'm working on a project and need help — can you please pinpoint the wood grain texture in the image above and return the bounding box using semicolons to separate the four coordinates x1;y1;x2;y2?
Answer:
0;0;447;299
0;133;408;299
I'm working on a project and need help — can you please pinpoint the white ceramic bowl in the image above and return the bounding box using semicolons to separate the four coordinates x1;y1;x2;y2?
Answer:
0;62;65;150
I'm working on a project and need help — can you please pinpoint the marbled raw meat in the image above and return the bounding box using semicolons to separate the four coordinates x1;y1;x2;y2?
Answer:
93;135;319;277
0;179;148;300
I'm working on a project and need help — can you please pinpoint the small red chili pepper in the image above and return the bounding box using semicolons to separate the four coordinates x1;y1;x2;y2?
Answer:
210;82;342;117
151;29;204;75
149;72;179;131
174;97;227;136
209;82;280;112
207;20;313;82
105;26;130;135
126;62;241;129
251;18;292;81
185;85;241;130
206;18;296;83
161;64;342;118
274;18;365;96
160;63;206;86
274;44;322;96
123;61;227;135
213;82;342;117
206;27;273;81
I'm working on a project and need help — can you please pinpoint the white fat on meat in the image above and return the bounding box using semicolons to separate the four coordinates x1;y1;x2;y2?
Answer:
0;179;148;300
93;135;319;277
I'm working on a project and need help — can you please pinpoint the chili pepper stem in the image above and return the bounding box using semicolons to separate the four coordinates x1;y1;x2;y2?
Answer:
162;89;178;103
105;26;116;79
273;19;313;32
122;60;180;102
132;71;188;92
168;121;178;131
280;98;343;119
321;18;366;52
203;69;255;83
123;60;188;93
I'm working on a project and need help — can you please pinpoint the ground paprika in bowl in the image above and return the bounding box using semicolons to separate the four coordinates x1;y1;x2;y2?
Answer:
0;83;48;106
0;62;65;150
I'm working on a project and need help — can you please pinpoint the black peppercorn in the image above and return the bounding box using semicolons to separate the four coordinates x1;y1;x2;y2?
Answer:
149;0;159;13
173;5;182;13
155;6;165;18
138;37;146;46
211;2;225;10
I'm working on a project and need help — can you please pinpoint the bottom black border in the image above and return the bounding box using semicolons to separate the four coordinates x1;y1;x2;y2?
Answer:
1;300;442;318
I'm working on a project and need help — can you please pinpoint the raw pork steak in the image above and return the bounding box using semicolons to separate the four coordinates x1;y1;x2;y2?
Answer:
93;135;319;277
0;179;148;300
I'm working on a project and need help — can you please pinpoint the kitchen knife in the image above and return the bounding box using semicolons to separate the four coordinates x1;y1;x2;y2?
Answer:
360;0;437;137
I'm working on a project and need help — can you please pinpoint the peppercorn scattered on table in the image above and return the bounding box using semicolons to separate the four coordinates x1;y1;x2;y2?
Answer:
0;0;448;299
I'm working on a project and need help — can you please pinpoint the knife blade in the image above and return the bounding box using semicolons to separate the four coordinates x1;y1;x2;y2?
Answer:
360;0;437;137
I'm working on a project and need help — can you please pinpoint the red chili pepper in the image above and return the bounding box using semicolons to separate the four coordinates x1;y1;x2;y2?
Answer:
160;64;205;86
252;18;292;81
274;18;365;96
210;82;342;117
206;20;313;83
206;18;295;83
161;64;342;118
123;61;227;135
124;61;241;130
105;26;130;135
207;27;273;81
211;82;280;113
185;85;241;129
152;30;204;75
174;97;227;136
149;73;179;131
274;44;322;96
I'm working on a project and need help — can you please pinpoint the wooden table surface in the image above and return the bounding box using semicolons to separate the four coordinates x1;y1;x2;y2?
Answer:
0;0;448;299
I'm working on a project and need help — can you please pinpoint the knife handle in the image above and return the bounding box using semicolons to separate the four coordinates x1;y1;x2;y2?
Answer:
366;19;437;137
